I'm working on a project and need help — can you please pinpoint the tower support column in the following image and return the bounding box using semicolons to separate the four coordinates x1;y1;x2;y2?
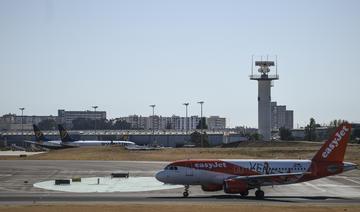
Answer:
258;80;271;141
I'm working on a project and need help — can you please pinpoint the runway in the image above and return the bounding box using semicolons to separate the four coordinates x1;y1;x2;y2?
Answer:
0;160;359;205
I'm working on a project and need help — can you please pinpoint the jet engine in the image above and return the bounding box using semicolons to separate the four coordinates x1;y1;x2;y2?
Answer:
201;184;223;192
223;179;248;194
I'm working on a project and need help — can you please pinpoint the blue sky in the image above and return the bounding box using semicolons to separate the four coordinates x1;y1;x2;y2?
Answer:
0;0;359;127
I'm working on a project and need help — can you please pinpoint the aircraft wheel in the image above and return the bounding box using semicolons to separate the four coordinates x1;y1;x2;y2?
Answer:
183;185;190;198
255;189;264;199
240;190;249;197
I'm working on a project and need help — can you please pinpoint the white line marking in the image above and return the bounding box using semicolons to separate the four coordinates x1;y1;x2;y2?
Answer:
343;176;360;185
59;170;156;174
87;160;169;164
316;184;360;188
303;182;326;192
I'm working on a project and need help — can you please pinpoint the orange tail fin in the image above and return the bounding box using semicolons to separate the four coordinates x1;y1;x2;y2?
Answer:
312;123;352;163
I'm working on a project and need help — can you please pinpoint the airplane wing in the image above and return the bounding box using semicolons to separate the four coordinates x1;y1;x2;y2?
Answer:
24;140;40;145
24;140;64;148
228;172;311;186
60;142;79;147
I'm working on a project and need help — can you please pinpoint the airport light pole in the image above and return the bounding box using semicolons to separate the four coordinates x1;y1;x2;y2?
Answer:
183;103;189;135
197;101;204;147
150;104;156;145
19;107;25;147
92;106;98;138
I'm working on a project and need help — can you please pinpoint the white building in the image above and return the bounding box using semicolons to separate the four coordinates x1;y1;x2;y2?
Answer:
271;102;294;130
189;116;201;130
0;113;58;131
285;110;294;130
117;115;148;129
116;115;225;131
58;109;106;128
207;116;226;130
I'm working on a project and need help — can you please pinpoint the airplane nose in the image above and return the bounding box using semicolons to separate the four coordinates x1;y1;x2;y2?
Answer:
155;171;166;182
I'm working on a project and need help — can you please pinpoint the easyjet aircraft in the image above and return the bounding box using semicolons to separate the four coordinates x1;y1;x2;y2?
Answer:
155;123;357;199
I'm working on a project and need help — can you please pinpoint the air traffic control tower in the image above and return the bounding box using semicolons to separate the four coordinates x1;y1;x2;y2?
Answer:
250;57;279;141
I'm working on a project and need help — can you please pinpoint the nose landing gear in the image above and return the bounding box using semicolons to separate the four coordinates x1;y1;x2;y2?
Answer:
183;185;190;197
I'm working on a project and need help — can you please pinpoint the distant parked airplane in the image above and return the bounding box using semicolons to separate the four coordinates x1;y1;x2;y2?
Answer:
58;124;135;147
156;123;357;199
125;144;163;151
24;125;64;149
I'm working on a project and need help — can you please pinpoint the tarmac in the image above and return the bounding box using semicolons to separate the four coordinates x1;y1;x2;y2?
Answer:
0;151;45;156
0;160;359;205
34;176;183;192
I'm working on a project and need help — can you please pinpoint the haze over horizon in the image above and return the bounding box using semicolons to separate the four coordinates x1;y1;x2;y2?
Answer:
1;0;359;128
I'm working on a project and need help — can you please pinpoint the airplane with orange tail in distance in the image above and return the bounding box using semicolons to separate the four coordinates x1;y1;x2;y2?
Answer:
155;123;357;199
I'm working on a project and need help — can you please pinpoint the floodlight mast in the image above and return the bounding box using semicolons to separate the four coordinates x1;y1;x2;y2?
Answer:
92;106;98;138
149;104;156;145
19;107;25;147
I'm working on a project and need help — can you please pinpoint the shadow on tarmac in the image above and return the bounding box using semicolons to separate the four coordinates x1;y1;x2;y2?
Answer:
150;195;348;203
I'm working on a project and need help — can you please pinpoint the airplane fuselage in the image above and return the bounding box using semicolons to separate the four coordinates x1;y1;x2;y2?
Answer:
156;159;357;188
63;140;135;147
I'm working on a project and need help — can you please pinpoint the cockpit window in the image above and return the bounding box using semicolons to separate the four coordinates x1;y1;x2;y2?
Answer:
165;166;178;170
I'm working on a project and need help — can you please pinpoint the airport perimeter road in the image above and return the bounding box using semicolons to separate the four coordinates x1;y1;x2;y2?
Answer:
0;160;359;205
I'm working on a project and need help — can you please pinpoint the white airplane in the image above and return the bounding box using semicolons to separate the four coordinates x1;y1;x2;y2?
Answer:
155;123;357;199
125;145;164;150
58;125;135;147
24;125;64;149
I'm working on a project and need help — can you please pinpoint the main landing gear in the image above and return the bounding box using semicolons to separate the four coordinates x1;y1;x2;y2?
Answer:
255;189;265;199
183;185;190;198
240;190;249;197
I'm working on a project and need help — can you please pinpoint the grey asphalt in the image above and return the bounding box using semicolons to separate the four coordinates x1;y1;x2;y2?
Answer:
0;160;359;205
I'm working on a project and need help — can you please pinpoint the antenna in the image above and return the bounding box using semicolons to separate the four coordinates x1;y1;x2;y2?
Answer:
251;55;254;75
276;55;278;76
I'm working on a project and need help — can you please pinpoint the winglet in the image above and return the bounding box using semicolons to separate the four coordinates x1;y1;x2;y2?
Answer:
312;123;352;162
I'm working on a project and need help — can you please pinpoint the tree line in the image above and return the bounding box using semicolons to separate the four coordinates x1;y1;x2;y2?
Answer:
279;118;360;142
